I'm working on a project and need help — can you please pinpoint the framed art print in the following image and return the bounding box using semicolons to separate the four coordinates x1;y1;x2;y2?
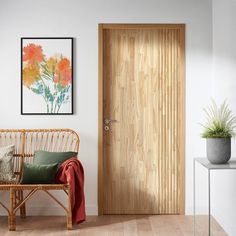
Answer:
21;37;73;114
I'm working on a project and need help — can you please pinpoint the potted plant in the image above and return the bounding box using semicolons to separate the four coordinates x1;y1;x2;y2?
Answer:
201;100;236;164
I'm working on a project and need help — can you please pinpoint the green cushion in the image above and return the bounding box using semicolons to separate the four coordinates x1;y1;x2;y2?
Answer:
34;150;77;165
21;163;58;184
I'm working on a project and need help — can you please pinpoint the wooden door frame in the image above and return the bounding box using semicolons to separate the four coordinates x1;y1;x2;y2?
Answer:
98;23;186;215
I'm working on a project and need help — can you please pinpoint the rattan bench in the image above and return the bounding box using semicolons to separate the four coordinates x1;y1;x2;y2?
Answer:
0;129;79;231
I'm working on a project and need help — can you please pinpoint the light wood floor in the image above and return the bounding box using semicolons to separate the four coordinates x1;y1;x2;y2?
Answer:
0;215;227;235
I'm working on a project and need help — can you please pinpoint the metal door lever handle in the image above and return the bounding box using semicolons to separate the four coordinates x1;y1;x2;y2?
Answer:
104;118;118;125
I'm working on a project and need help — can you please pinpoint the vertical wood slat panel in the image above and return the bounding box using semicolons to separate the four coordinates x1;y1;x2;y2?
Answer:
102;25;185;214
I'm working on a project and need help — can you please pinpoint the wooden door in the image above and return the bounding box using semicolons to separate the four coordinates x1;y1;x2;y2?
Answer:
99;24;185;214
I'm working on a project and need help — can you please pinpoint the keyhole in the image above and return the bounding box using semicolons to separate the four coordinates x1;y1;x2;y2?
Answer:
104;126;110;131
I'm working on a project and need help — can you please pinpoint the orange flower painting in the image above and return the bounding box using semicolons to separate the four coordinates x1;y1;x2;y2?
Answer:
21;38;73;114
23;44;44;64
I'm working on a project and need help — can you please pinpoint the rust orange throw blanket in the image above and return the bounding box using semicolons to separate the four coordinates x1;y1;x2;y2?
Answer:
55;157;86;224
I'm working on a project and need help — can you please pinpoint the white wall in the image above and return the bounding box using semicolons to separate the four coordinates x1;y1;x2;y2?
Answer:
0;0;212;216
212;0;236;235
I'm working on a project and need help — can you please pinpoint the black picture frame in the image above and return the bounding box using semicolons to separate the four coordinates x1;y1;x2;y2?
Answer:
21;37;74;115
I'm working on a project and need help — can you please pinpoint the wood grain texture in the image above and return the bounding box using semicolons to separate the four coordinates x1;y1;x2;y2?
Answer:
100;24;185;214
98;24;104;215
0;215;227;235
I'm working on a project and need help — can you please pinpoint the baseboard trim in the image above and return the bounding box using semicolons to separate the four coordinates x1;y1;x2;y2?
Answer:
185;206;209;215
0;205;98;216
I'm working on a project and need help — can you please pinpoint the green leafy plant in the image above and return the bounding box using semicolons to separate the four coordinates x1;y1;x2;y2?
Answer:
201;100;236;138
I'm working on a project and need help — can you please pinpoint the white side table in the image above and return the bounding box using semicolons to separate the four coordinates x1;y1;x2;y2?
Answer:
194;158;236;235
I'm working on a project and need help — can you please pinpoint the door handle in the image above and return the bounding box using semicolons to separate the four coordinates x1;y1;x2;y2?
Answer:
104;118;118;125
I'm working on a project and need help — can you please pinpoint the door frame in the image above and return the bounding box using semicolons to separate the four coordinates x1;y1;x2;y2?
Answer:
98;23;186;215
